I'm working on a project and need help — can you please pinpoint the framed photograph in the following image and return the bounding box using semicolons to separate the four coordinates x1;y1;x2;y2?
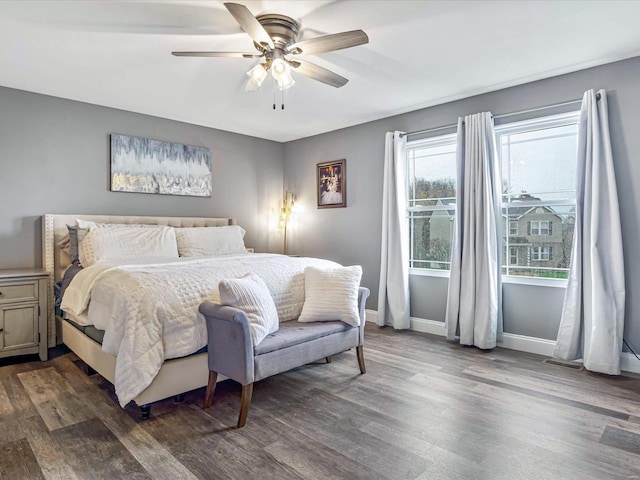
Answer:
317;159;347;208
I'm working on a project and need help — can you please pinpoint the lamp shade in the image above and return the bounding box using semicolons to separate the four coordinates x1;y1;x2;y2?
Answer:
276;73;295;91
270;58;289;80
247;63;268;87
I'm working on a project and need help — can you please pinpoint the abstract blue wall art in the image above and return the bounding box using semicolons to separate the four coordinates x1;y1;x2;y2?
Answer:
110;134;212;197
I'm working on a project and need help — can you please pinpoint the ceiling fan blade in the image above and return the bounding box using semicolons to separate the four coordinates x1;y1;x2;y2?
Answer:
172;51;261;58
287;30;368;56
224;3;274;49
289;60;348;88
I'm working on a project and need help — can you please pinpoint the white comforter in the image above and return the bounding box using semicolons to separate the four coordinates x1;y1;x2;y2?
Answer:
61;253;339;406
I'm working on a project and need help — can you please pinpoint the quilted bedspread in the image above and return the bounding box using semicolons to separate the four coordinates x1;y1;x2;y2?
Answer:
61;253;339;406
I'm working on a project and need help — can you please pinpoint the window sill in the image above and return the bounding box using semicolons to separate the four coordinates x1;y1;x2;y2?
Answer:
409;268;450;278
502;275;568;288
409;268;569;288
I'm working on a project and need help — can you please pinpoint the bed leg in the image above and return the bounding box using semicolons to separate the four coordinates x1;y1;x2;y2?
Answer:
83;362;97;376
356;345;366;374
174;393;185;403
140;404;151;421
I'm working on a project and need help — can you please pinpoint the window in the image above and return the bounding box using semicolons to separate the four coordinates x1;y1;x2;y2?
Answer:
407;134;457;270
407;110;578;280
531;246;552;261
529;220;550;236
498;111;579;278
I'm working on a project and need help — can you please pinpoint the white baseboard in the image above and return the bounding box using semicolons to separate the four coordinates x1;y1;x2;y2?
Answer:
498;333;556;357
621;352;640;374
364;309;640;374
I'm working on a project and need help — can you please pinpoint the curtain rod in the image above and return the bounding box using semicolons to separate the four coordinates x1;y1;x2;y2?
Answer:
400;94;600;138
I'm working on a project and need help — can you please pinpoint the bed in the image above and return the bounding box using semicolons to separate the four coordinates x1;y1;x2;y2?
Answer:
42;214;338;419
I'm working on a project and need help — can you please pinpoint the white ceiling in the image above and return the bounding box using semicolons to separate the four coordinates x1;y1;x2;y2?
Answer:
1;0;640;142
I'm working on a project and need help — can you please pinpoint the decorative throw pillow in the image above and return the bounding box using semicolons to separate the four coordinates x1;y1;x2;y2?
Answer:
57;225;90;263
78;225;179;267
175;225;247;257
218;273;279;346
67;225;90;264
298;265;363;326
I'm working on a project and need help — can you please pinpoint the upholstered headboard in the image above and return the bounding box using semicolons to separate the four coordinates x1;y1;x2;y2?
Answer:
41;214;235;346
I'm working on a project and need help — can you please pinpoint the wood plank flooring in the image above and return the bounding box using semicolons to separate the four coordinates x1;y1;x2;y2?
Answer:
1;324;640;479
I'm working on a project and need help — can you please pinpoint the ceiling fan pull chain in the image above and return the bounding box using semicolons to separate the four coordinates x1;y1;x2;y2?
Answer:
282;90;285;110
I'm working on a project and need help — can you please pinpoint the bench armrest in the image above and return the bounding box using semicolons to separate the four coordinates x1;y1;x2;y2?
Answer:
357;287;371;345
199;303;255;384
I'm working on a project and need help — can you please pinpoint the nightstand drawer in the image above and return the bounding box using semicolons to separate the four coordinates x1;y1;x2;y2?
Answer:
0;281;38;304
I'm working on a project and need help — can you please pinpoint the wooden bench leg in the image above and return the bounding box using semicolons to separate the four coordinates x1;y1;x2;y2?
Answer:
356;345;366;374
203;371;218;409
237;383;253;428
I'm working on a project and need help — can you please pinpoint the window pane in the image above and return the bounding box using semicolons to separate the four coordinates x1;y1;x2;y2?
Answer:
499;113;578;279
501;121;578;203
407;135;456;270
409;142;456;207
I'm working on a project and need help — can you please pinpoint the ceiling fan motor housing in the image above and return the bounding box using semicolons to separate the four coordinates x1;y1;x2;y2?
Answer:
255;14;301;51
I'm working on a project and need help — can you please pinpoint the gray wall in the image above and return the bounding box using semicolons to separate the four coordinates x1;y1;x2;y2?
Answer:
284;56;640;347
0;87;285;268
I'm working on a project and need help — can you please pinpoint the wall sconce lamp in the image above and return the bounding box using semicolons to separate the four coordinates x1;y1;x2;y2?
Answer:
280;190;296;255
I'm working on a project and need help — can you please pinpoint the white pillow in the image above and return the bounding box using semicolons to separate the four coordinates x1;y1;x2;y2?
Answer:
218;273;279;346
78;225;179;267
175;225;247;257
298;265;363;326
75;220;158;230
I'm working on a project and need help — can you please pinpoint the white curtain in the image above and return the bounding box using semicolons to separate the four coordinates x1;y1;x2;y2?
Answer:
377;131;410;329
554;89;625;375
445;112;502;349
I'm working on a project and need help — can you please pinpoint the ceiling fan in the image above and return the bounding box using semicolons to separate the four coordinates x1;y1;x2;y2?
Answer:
171;2;369;94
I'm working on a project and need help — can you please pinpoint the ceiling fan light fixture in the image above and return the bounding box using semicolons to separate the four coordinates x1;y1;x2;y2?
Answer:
276;73;295;91
271;58;290;78
271;58;295;91
246;63;268;87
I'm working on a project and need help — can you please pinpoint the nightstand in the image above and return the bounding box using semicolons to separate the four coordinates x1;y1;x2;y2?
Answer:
0;269;49;361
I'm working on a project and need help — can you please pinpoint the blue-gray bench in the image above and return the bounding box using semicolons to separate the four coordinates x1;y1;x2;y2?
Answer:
199;287;370;428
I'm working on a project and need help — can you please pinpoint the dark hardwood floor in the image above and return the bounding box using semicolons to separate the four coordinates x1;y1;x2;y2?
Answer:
1;324;640;479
